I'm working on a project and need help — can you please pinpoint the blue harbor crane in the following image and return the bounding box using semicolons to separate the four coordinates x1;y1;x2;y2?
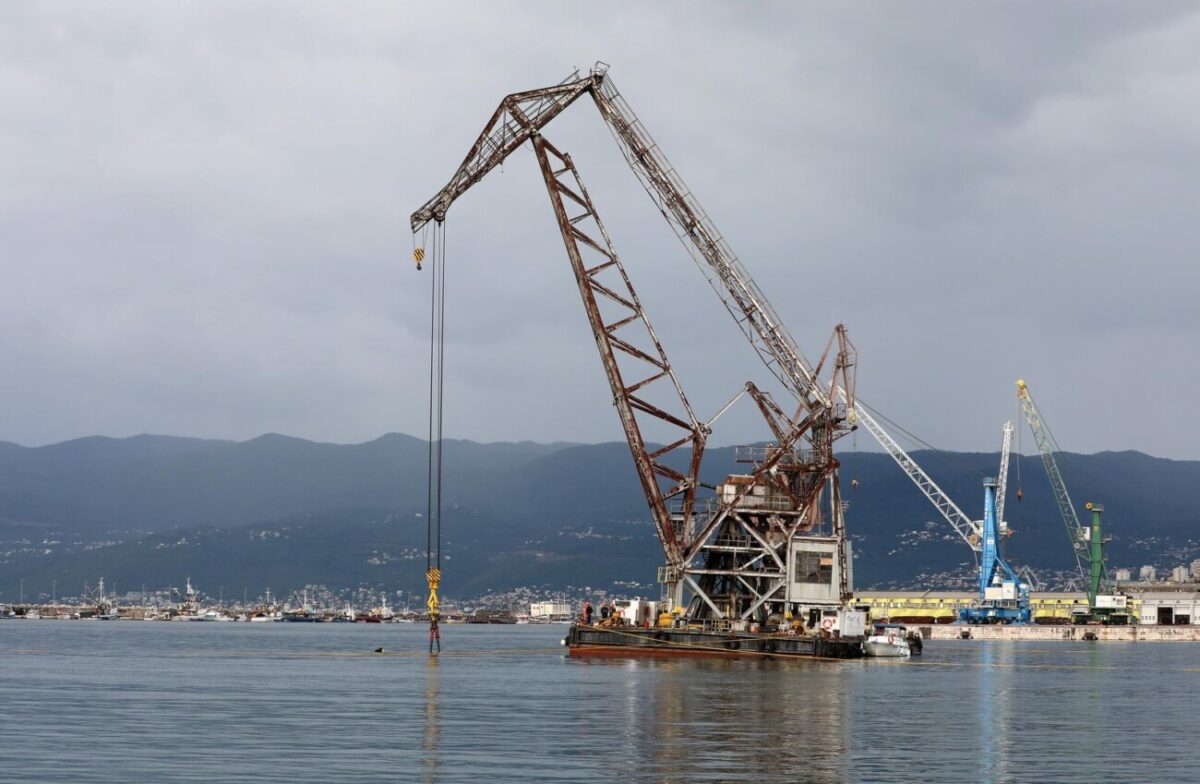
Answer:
959;474;1031;624
853;407;1031;623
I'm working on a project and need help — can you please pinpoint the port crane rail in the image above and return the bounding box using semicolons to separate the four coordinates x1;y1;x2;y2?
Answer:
412;65;858;622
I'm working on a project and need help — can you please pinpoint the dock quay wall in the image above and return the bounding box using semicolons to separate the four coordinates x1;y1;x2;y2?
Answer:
925;624;1200;642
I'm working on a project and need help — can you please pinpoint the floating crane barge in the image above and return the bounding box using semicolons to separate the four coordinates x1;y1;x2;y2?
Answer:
411;65;866;660
566;625;864;660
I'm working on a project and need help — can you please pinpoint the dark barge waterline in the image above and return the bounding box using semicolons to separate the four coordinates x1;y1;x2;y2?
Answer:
564;624;864;660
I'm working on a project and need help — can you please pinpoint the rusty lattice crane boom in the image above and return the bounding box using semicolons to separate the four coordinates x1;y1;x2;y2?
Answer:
411;66;830;410
412;65;857;623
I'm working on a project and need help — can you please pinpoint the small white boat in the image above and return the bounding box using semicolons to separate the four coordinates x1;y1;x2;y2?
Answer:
864;623;919;658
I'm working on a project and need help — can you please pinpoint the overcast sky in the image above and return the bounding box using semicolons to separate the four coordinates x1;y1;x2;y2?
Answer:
2;3;1198;458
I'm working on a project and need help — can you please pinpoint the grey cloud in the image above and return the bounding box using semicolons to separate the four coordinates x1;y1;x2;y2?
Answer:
2;2;1198;458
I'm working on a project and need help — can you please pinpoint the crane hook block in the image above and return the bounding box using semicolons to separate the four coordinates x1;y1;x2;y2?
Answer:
425;566;441;619
413;247;425;270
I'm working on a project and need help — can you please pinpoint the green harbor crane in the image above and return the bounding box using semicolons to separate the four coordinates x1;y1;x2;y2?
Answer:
1015;379;1128;624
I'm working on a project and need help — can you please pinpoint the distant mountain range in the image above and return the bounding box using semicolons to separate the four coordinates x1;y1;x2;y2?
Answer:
1;433;1197;601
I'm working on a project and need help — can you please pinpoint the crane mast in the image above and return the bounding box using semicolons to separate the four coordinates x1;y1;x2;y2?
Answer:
958;474;1030;624
411;65;858;624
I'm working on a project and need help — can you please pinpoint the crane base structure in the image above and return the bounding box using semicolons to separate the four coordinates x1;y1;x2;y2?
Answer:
1068;504;1132;626
958;477;1032;625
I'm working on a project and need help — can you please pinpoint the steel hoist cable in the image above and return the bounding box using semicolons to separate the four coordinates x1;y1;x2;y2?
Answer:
420;221;448;654
858;399;986;481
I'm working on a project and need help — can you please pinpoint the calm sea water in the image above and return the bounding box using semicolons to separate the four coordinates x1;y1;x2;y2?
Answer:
1;621;1196;783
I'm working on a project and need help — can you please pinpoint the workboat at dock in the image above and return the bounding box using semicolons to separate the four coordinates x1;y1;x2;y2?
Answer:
864;622;921;657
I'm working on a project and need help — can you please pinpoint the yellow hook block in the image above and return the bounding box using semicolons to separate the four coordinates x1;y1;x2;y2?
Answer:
425;566;441;618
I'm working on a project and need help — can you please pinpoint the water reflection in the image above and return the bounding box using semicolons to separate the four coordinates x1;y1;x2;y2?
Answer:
977;643;1015;784
1079;644;1105;783
8;624;1191;784
576;656;851;783
423;655;439;784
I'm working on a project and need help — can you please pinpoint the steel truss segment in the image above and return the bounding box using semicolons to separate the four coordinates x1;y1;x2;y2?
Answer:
996;421;1013;529
1016;383;1088;578
683;574;724;618
736;575;766;601
735;516;786;571
607;335;667;370
829;474;851;602
686;568;786;578
411;74;602;232
589;77;829;411
682;408;820;564
740;579;787;620
588;285;639;318
850;396;982;551
603;312;641;334
532;134;706;567
747;384;790;439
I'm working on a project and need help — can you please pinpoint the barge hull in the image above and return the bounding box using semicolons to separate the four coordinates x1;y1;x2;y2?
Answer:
565;624;863;660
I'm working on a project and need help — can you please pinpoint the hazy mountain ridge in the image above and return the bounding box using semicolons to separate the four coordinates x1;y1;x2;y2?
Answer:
1;433;1198;599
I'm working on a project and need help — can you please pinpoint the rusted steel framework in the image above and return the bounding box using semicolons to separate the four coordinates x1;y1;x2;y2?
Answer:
532;135;705;567
411;65;859;621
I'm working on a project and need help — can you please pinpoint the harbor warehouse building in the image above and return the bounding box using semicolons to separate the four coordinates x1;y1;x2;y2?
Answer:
1136;593;1200;626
